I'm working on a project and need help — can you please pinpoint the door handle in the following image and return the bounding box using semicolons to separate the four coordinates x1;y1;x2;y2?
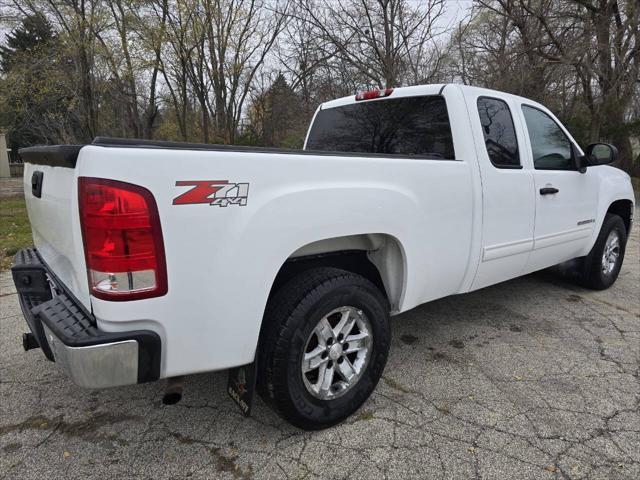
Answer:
31;171;44;198
539;187;559;195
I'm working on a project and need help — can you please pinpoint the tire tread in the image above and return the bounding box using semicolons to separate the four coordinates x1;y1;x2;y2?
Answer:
258;267;389;429
577;213;627;290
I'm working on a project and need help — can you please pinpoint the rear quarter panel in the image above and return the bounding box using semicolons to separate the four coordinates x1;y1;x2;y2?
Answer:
77;144;475;377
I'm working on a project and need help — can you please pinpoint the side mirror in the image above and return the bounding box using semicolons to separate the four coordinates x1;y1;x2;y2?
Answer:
585;143;618;166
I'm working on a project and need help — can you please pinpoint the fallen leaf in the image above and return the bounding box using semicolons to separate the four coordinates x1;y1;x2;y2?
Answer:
514;375;524;381
63;451;71;459
544;465;557;473
468;447;476;454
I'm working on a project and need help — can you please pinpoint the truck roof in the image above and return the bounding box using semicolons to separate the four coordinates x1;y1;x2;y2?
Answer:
319;84;546;111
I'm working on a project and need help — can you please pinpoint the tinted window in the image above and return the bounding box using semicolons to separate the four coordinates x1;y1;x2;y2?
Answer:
477;97;520;167
306;96;455;159
522;105;574;170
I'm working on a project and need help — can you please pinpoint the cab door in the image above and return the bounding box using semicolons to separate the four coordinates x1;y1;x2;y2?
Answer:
467;94;536;290
518;104;599;272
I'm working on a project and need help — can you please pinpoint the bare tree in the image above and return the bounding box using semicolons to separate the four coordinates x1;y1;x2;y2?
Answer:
159;0;195;140
136;0;169;139
155;0;288;143
202;0;288;143
97;0;169;139
294;0;448;89
472;0;639;173
274;5;333;117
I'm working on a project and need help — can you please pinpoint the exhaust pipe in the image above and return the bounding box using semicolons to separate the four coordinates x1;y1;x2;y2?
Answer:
162;376;184;405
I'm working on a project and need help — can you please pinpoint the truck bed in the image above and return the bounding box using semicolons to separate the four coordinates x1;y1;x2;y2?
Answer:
19;136;475;377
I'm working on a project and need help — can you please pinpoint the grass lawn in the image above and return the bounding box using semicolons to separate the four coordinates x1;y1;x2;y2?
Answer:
0;197;32;270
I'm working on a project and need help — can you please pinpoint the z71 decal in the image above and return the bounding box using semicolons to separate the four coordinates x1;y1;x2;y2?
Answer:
173;180;249;207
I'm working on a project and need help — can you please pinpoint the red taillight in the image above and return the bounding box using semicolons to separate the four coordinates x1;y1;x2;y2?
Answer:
78;177;167;301
355;88;394;101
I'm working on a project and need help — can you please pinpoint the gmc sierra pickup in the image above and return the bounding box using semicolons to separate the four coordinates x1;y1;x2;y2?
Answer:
12;84;634;429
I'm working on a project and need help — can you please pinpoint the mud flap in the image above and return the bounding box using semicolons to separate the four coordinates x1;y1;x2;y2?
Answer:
227;359;257;416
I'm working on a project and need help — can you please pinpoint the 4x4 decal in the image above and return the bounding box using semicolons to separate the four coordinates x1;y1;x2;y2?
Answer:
173;180;249;207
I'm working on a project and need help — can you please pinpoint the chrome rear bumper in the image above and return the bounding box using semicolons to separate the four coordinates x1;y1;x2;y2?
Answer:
12;247;161;388
42;324;139;388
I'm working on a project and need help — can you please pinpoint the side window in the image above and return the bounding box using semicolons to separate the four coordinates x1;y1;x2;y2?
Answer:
522;105;574;170
477;97;520;168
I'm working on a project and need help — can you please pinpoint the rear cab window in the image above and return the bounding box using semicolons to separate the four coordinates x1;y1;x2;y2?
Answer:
477;97;521;168
305;96;455;160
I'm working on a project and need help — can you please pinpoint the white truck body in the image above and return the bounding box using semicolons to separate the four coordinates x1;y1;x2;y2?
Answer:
17;83;634;389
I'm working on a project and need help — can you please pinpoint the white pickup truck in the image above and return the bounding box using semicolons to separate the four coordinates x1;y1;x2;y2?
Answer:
13;84;634;429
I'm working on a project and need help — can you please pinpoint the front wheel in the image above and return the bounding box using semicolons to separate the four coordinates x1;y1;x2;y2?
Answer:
577;213;627;290
258;268;391;430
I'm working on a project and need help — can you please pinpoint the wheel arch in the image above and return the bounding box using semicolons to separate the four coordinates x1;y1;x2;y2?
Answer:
582;169;635;257
606;199;633;233
267;233;407;313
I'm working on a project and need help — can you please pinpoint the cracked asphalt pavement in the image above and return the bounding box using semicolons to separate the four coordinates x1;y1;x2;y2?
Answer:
1;214;638;479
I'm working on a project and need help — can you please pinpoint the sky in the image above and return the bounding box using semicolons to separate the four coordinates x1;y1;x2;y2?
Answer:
440;0;474;27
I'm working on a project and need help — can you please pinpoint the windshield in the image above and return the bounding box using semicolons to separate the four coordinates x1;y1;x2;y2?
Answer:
305;95;455;159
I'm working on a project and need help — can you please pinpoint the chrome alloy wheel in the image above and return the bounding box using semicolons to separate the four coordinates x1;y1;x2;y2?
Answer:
601;230;620;275
301;306;373;400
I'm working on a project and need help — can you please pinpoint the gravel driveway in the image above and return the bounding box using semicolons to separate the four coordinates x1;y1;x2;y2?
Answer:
1;214;638;479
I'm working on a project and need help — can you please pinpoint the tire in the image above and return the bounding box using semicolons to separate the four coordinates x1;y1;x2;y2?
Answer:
258;267;391;430
577;213;627;290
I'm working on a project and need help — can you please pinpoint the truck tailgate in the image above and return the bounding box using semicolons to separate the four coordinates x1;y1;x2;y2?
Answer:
20;146;91;308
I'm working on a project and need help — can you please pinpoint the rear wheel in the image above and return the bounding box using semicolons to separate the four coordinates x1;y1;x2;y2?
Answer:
258;268;390;430
576;213;627;290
